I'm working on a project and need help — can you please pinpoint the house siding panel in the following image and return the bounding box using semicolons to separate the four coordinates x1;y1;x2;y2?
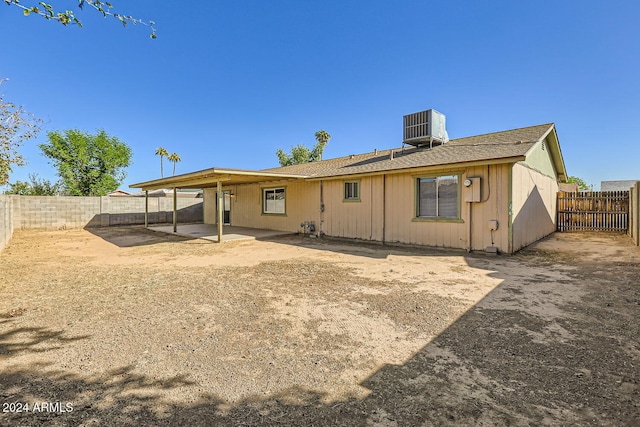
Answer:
380;165;511;252
524;138;558;178
203;188;216;224
323;176;384;241
384;168;467;249
205;180;320;233
511;162;558;251
465;164;511;253
200;164;549;254
200;164;519;252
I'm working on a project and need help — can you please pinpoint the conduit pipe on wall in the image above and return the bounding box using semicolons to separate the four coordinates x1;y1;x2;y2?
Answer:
319;180;324;237
382;174;386;243
369;177;373;241
468;202;472;252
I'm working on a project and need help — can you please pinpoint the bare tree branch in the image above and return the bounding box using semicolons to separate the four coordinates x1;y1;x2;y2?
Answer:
4;0;157;38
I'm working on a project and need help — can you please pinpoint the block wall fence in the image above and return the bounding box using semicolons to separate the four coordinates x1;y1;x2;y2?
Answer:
631;182;640;246
0;195;13;254
0;195;203;253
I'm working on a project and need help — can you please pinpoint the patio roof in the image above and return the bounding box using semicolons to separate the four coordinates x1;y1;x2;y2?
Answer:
130;167;307;191
129;168;308;242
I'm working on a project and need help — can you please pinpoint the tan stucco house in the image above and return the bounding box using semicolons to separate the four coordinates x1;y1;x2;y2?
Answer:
131;120;567;254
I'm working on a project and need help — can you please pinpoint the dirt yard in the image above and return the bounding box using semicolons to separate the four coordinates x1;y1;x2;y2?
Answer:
0;227;638;426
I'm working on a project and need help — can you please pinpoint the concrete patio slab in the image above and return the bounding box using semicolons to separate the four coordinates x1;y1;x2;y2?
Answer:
148;223;293;242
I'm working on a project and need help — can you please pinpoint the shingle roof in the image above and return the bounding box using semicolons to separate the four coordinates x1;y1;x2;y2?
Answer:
131;123;563;190
262;123;555;178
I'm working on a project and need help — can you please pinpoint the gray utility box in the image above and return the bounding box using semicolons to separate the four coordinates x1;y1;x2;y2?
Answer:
464;177;482;203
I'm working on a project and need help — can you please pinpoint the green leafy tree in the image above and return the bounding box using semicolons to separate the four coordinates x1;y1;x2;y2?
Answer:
4;173;62;195
0;81;43;185
155;147;168;178
4;0;157;38
276;144;313;167
167;152;181;176
567;176;590;191
276;130;331;167
39;129;132;196
4;180;29;195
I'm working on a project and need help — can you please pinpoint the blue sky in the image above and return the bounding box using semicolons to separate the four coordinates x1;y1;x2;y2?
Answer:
2;0;639;190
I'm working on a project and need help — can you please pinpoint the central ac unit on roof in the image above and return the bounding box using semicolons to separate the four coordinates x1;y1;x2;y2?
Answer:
403;109;449;148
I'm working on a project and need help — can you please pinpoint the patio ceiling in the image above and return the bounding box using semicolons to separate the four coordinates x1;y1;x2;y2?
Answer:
130;167;307;191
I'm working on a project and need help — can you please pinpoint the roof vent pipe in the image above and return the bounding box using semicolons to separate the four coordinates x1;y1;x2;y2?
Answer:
389;150;394;160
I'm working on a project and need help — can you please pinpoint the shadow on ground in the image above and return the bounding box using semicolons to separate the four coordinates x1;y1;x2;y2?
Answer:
84;225;197;248
0;319;89;357
262;233;472;261
87;224;470;258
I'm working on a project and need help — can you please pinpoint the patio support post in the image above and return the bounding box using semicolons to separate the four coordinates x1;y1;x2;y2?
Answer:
144;190;149;228
173;187;177;233
217;180;223;243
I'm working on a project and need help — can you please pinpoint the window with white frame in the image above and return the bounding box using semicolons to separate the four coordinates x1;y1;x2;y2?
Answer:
417;175;459;218
344;181;360;201
263;187;285;214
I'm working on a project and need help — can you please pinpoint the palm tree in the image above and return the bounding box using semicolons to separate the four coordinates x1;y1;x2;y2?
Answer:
312;130;331;161
155;147;168;178
168;152;181;176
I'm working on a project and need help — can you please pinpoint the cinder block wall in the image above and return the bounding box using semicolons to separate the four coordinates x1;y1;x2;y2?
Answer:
12;196;202;230
13;196;102;230
0;195;13;254
0;195;203;254
105;197;203;226
631;182;640;246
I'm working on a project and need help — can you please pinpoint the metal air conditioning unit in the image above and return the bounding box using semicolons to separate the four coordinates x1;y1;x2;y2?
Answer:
403;109;449;148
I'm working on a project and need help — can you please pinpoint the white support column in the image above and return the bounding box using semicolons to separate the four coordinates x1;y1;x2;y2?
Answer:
217;181;223;243
144;190;149;228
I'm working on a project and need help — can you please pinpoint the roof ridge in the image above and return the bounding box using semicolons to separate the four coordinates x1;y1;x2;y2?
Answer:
452;123;554;141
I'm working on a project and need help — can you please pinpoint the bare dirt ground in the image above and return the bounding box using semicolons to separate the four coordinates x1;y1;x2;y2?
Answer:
0;227;638;426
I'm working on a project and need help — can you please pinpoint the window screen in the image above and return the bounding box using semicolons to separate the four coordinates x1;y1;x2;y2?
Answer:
263;188;285;214
417;175;458;218
344;181;360;200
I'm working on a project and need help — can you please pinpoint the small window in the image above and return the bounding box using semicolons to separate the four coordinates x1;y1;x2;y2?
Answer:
344;181;360;201
263;187;285;214
417;175;459;218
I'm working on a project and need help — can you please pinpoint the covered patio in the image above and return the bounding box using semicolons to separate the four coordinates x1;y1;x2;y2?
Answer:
148;224;293;243
130;167;307;242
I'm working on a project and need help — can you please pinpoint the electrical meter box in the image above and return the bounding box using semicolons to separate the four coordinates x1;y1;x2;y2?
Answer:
464;177;481;202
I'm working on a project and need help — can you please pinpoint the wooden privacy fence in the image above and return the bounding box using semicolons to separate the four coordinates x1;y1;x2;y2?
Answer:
557;191;629;232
